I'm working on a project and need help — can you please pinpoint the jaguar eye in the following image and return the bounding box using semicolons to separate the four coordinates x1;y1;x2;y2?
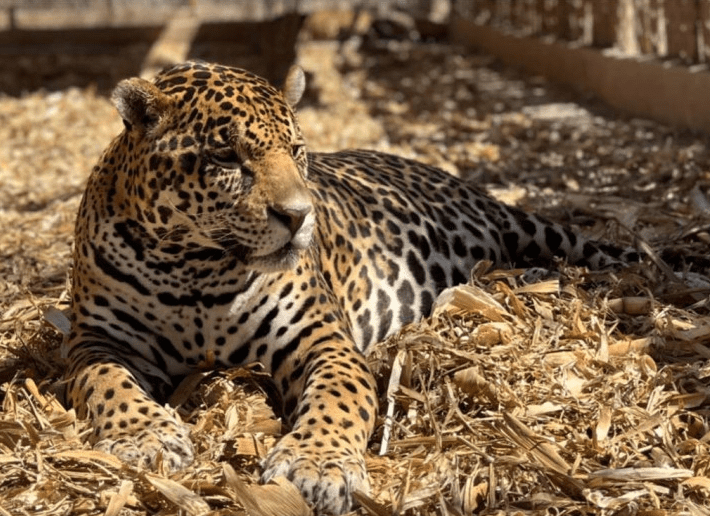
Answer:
208;147;242;169
291;144;305;159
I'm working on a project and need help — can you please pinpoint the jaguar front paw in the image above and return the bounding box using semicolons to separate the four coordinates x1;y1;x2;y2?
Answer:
261;432;369;515
93;418;194;472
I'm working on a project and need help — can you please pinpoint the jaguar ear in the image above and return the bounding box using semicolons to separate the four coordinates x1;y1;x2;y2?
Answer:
282;65;305;107
112;77;170;132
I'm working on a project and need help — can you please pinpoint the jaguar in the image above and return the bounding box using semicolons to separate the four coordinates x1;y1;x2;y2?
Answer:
63;60;637;514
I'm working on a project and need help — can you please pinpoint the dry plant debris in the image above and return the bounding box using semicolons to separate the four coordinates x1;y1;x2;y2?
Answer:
1;36;710;515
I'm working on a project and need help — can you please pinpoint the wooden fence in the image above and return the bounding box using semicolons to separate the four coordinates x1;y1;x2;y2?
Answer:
454;0;710;65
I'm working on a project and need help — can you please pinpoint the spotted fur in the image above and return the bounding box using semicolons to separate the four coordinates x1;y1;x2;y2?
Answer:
63;61;637;514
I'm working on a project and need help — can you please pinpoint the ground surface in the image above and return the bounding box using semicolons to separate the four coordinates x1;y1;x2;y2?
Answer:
2;37;710;515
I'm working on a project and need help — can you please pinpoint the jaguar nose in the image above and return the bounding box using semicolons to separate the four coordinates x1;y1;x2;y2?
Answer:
270;203;312;236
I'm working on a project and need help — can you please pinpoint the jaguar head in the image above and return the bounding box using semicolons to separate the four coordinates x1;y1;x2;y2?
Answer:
111;61;313;271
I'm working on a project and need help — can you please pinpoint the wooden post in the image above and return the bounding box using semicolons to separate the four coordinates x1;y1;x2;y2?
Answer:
665;0;699;62
700;0;710;62
559;0;573;40
592;0;618;48
618;0;639;54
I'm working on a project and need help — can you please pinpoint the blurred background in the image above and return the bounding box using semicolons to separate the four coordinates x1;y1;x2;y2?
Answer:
0;0;707;93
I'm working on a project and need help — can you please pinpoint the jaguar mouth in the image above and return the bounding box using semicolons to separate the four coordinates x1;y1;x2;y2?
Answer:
210;227;309;271
215;238;305;271
249;242;305;271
